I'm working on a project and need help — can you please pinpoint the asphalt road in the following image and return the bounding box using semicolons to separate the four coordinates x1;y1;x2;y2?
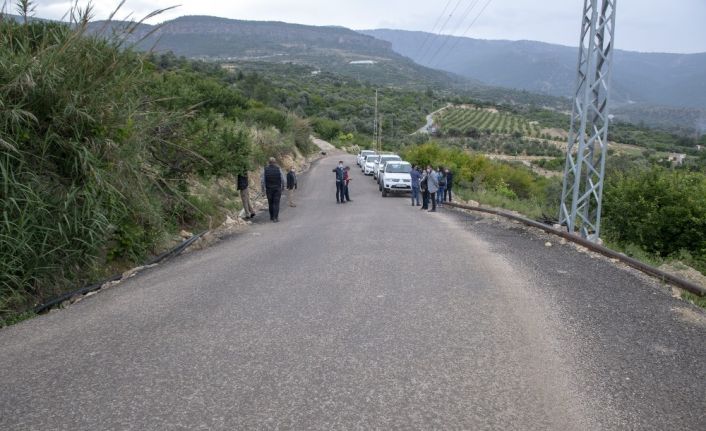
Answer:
1;154;704;430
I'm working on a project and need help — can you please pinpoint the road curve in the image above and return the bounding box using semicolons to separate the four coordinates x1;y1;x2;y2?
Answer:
1;154;704;430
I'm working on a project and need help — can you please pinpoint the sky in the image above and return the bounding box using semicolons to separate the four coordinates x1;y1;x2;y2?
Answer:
26;0;706;53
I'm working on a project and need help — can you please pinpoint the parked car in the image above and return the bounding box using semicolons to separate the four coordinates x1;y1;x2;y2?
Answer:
373;155;401;181
357;150;377;167
361;153;378;172
363;155;380;175
381;161;413;197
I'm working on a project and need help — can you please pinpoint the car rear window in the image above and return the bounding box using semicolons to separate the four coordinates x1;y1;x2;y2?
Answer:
386;164;412;173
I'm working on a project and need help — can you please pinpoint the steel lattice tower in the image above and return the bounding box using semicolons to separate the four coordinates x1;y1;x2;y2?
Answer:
560;0;617;241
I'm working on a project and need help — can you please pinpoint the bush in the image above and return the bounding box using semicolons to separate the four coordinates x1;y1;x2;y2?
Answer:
403;142;540;198
290;115;315;154
0;9;294;322
602;166;706;259
0;17;170;313
246;107;289;132
251;127;295;165
311;117;342;141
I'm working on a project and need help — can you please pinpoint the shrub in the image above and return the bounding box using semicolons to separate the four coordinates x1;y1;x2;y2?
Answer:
251;127;295;165
602;166;706;259
0;16;165;314
290;115;315;154
311;117;342;141
246;107;289;132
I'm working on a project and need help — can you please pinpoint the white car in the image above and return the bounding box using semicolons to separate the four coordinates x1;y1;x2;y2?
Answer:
381;161;413;197
374;155;401;181
357;150;377;167
363;155;379;175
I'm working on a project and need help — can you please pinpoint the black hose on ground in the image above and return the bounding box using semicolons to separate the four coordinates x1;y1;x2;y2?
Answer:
33;231;207;314
445;202;706;297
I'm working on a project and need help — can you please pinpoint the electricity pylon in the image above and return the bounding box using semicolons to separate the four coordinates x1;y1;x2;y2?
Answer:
560;0;617;241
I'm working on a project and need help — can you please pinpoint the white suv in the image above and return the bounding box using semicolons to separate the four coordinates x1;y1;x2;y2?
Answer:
381;161;413;197
357;150;377;167
374;155;401;181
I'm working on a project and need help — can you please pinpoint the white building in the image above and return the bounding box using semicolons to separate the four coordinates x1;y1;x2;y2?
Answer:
667;153;687;166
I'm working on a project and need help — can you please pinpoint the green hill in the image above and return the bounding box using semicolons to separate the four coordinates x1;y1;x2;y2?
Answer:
89;16;466;90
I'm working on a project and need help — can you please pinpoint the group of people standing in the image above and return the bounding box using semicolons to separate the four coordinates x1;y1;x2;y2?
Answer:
238;158;451;222
237;157;297;223
332;160;353;204
409;166;453;212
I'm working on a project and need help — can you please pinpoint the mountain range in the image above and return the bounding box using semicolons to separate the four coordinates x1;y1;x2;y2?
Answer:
89;16;469;90
362;29;706;111
9;13;705;131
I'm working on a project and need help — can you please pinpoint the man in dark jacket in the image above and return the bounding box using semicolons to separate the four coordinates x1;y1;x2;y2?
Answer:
426;165;439;212
410;165;421;206
332;161;345;203
444;168;453;202
286;167;297;207
236;173;256;219
420;168;429;210
260;157;286;222
343;166;352;202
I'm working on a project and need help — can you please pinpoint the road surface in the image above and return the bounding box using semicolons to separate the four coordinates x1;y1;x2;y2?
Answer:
1;154;704;430
416;104;450;134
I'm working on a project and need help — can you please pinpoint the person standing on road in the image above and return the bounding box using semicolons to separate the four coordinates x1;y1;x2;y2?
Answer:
426;165;439;212
286;166;297;207
420;167;429;210
445;168;453;202
436;165;446;207
333;161;345;204
410;165;421;206
343;166;352;202
237;172;256;219
260;157;286;222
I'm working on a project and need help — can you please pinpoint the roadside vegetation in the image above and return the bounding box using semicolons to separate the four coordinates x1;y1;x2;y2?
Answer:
2;1;705;323
0;4;315;325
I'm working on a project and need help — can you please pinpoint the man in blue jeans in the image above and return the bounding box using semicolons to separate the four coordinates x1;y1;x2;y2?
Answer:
436;165;446;206
332;161;345;203
444;168;453;202
410;165;421;206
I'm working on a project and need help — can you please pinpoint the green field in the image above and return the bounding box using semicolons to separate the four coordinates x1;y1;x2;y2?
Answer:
435;107;543;138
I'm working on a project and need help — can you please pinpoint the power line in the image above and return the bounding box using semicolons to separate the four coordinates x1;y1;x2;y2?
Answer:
418;0;464;65
419;0;463;64
428;0;494;68
416;0;454;59
425;0;482;66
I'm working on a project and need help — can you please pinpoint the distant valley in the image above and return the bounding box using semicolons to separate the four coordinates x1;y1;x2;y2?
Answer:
363;29;706;130
13;13;704;132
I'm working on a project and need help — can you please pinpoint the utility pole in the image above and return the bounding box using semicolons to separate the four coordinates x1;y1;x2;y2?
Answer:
373;89;378;150
378;114;384;152
559;0;617;241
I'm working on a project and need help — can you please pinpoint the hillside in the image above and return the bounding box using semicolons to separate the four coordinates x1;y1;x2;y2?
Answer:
89;16;467;90
362;29;706;118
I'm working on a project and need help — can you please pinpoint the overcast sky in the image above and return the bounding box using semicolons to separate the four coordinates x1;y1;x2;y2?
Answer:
28;0;706;53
